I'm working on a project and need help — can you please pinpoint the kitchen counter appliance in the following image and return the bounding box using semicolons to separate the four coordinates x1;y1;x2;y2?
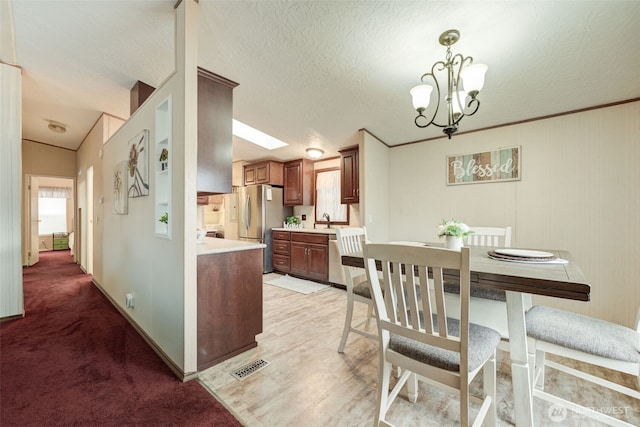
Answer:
238;185;292;273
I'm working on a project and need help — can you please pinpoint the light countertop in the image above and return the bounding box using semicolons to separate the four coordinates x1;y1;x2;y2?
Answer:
272;227;336;235
197;237;266;256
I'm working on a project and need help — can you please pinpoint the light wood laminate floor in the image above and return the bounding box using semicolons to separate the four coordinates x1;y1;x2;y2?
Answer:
199;274;639;426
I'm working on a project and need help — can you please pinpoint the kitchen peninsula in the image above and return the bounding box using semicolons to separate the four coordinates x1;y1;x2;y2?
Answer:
197;237;265;370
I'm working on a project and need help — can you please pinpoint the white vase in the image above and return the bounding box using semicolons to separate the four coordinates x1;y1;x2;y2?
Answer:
445;235;463;251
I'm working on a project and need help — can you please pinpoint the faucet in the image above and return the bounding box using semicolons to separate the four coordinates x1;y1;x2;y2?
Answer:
322;212;331;229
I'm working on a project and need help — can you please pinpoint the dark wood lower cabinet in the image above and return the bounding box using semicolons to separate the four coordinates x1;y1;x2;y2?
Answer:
289;233;329;281
197;248;263;371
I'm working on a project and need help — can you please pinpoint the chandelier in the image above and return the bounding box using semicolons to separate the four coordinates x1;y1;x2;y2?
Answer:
410;29;487;139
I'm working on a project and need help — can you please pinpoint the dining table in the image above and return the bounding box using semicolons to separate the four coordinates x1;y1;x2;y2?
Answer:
341;243;591;427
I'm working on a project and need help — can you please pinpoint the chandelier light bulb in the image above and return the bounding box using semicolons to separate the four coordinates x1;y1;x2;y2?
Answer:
460;64;488;97
452;90;467;117
410;84;433;112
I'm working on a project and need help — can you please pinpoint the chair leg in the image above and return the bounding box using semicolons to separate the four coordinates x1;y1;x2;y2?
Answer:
483;353;497;427
375;357;393;426
460;380;470;427
407;372;418;403
365;301;374;330
534;349;545;390
338;292;355;353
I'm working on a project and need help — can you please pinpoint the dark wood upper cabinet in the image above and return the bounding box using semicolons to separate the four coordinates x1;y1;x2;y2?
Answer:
197;67;238;196
284;158;313;206
339;146;359;204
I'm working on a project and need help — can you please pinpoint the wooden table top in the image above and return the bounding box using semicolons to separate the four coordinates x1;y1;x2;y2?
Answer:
341;245;591;302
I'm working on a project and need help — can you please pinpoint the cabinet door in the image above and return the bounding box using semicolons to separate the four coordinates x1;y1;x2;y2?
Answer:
340;147;359;204
244;166;256;185
197;68;237;195
255;163;269;184
284;159;313;206
306;244;328;281
284;160;303;205
290;242;308;276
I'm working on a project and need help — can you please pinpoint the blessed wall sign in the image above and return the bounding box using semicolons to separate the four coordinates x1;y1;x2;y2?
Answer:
447;146;520;185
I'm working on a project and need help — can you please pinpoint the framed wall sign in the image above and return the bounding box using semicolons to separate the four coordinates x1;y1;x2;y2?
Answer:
447;146;520;185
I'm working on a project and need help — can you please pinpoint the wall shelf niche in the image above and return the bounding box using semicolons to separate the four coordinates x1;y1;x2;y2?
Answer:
155;95;172;238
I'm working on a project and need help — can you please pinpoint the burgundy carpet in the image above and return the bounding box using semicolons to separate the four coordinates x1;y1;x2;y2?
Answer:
1;250;242;427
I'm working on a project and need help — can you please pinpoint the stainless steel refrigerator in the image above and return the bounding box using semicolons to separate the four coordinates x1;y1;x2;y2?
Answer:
238;185;292;273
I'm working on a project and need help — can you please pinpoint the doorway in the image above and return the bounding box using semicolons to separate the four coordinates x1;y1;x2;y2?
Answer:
25;174;75;266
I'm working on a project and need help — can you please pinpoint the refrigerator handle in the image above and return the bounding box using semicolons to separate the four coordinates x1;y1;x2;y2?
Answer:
246;194;251;229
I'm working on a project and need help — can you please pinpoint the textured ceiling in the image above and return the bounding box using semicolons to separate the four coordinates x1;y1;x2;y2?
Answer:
10;0;640;163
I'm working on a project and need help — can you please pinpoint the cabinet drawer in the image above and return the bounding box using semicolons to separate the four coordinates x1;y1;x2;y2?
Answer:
272;231;290;241
273;240;290;255
291;232;328;245
273;254;290;273
53;238;68;245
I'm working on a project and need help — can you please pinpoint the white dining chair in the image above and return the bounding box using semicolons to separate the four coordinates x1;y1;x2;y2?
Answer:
465;226;512;248
364;243;501;426
526;305;640;426
336;226;377;353
444;226;515;363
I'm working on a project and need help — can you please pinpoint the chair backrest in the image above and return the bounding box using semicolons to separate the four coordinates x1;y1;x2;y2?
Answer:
335;226;367;256
465;226;512;247
363;243;471;373
336;227;368;289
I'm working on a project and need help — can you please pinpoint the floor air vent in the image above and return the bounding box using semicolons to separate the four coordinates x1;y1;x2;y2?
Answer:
230;358;270;381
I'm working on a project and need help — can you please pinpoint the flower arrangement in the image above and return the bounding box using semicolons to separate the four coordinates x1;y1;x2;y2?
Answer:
436;219;472;238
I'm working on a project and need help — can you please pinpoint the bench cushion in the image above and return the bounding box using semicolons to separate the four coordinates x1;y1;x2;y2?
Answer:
526;305;640;363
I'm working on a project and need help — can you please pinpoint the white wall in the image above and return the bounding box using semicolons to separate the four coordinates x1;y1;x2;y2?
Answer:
384;101;640;327
99;0;199;375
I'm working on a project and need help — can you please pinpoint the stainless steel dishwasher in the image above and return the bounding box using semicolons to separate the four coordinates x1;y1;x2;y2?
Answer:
328;236;346;286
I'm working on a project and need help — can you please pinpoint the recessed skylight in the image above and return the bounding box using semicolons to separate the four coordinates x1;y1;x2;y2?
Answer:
232;120;288;150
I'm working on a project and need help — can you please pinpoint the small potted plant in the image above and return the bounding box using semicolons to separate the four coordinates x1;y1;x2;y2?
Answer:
159;212;168;233
436;219;472;250
159;148;169;171
285;216;301;229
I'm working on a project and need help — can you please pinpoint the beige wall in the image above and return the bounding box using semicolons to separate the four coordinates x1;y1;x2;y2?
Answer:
383;101;639;328
76;114;124;280
22;140;76;177
362;131;390;243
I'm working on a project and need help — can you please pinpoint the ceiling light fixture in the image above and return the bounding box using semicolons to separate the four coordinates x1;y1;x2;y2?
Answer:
47;120;67;134
410;29;488;139
306;148;324;159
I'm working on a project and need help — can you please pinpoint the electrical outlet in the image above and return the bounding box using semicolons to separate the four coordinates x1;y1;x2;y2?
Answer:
126;293;135;308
